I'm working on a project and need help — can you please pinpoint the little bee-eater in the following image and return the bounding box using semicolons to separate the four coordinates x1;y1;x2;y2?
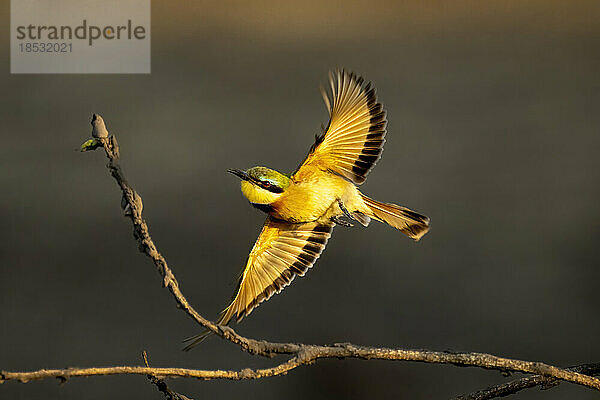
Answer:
184;70;429;349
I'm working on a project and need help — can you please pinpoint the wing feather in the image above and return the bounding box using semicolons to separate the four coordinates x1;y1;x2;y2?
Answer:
217;217;333;325
294;70;387;184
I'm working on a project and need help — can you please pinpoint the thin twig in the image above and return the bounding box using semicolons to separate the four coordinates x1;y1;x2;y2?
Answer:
454;363;600;400
1;114;598;398
143;352;192;400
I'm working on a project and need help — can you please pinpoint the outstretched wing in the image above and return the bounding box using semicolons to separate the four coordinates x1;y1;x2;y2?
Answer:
218;217;333;325
295;70;387;184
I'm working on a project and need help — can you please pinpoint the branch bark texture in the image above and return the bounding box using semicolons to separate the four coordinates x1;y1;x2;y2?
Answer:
454;363;600;400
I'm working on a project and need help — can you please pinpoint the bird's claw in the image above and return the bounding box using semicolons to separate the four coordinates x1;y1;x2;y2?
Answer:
331;216;354;227
332;200;355;226
338;200;354;220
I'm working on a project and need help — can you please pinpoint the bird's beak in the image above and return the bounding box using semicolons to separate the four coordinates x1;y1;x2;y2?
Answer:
227;168;250;181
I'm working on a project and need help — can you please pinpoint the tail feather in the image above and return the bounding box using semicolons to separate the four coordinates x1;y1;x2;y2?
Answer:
182;330;213;351
182;309;230;351
361;194;430;240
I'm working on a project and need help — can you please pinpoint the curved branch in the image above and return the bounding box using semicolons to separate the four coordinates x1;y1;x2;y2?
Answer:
1;114;598;397
82;118;295;357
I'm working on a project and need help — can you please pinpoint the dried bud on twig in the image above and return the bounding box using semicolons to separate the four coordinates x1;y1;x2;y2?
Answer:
91;114;109;139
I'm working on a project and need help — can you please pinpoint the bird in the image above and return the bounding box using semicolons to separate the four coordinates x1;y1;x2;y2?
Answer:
183;70;430;350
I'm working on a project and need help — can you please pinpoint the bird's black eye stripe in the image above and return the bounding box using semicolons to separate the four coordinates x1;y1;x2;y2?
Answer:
258;180;284;193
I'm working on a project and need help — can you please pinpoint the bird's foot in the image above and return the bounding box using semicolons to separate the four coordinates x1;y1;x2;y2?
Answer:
338;200;354;220
332;200;356;227
331;215;354;227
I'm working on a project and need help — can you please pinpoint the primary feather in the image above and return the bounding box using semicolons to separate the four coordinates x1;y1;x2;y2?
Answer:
219;217;333;324
183;218;332;350
296;69;387;184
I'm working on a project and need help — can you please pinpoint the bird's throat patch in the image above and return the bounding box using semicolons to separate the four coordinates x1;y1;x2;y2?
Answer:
250;203;274;213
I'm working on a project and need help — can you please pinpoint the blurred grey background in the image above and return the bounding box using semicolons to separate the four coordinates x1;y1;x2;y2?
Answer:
1;1;599;399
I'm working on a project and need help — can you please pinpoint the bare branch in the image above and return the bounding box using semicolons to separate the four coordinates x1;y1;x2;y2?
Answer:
143;352;192;400
1;114;598;397
2;345;600;391
454;363;600;400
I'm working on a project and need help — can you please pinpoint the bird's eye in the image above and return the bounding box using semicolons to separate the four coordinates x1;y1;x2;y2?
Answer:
262;181;271;188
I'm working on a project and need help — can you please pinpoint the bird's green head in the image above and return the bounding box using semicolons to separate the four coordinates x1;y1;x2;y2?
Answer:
227;166;291;205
